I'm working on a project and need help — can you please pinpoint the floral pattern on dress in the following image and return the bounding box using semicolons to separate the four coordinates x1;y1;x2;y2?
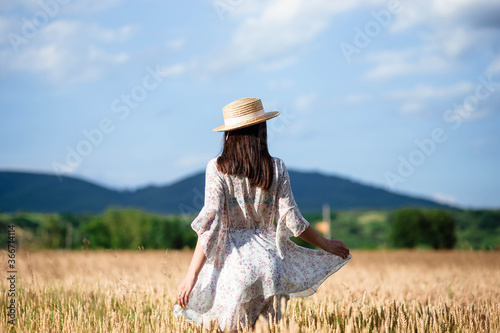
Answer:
173;157;352;331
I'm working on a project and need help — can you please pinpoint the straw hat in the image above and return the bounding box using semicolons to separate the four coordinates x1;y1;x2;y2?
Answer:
212;97;280;132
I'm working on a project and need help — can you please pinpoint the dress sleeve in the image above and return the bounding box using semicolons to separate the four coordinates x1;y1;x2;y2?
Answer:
274;159;310;258
191;159;225;264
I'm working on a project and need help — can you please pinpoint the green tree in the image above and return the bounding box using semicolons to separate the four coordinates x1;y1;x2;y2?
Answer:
391;208;457;249
424;210;457;249
12;214;39;232
478;210;500;231
38;215;66;249
81;217;111;249
390;208;423;248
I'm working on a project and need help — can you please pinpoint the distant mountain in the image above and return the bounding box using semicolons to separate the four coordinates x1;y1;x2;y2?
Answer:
0;171;126;213
0;169;453;215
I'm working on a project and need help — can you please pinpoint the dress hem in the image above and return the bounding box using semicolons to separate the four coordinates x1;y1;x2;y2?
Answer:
288;253;352;298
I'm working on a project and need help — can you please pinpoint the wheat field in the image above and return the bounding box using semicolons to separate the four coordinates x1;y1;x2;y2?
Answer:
1;249;499;332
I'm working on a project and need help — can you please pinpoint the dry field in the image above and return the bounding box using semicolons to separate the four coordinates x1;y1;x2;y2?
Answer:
1;249;499;332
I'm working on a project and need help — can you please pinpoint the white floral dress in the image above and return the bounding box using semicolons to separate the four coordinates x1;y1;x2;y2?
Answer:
173;157;352;331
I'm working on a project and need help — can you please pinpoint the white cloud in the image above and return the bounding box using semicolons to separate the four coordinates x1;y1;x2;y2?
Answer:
215;0;266;19
257;56;298;72
294;93;318;113
419;26;500;61
1;20;137;83
165;38;185;50
365;62;411;79
438;28;475;58
365;51;451;79
389;82;478;116
0;0;124;13
205;0;371;75
267;78;295;90
343;93;374;104
0;0;40;12
486;56;500;75
362;0;500;82
388;82;473;100
391;0;500;32
158;64;186;77
400;101;422;115
432;192;456;206
64;0;124;14
87;24;138;43
88;46;129;64
12;43;72;80
0;16;15;44
450;105;491;123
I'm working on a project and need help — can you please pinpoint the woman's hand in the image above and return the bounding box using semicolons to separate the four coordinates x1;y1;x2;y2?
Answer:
176;237;207;309
323;239;350;259
298;226;350;259
177;273;198;308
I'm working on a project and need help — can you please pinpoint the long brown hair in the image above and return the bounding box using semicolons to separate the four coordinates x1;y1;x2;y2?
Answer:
216;121;274;191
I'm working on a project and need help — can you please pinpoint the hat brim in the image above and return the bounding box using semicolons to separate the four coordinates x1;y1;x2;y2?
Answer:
212;111;280;132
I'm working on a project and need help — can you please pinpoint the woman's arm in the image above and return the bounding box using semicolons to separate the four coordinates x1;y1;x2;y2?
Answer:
177;237;207;308
298;225;350;259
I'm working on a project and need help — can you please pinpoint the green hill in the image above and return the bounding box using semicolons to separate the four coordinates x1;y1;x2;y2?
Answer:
0;168;453;214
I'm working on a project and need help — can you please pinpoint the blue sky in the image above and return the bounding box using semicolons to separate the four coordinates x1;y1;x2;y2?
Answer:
1;0;499;209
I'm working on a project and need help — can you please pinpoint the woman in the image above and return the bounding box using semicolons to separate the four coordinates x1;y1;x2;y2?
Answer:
173;97;351;332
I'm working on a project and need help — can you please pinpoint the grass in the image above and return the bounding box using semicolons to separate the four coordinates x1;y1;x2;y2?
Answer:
1;249;499;332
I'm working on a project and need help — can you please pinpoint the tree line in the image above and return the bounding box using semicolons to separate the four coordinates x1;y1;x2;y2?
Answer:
390;208;456;249
0;208;197;251
0;207;498;251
